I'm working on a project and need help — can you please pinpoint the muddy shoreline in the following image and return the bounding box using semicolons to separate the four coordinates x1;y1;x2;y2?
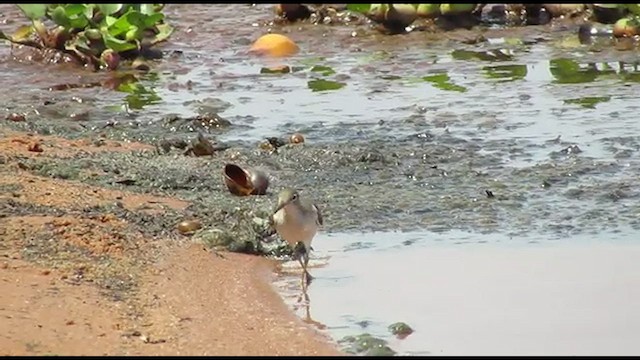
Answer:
0;129;342;356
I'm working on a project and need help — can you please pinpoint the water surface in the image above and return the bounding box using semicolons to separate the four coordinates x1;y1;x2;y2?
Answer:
0;4;639;355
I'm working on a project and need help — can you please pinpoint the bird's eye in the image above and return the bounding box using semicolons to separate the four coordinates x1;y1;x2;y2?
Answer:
291;193;298;201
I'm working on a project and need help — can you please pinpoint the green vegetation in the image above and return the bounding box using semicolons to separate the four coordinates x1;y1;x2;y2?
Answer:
0;4;172;71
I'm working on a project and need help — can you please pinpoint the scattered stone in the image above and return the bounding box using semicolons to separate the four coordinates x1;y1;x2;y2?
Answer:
388;322;414;338
339;333;397;356
28;142;43;153
6;113;26;122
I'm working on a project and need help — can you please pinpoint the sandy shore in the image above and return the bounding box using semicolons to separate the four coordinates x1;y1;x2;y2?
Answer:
0;246;341;356
0;130;342;356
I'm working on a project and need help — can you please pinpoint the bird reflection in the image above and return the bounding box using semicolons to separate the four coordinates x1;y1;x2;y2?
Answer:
293;272;327;330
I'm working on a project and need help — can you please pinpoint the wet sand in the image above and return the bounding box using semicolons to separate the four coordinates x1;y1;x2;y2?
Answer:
302;234;640;356
0;244;342;356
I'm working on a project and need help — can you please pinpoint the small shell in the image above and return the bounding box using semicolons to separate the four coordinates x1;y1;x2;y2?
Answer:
177;220;202;235
290;133;305;144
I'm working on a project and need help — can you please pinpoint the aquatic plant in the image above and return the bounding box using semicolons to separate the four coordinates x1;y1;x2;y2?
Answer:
0;4;173;71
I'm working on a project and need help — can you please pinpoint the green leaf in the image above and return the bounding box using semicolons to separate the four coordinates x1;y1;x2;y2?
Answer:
307;78;346;92
483;64;528;82
83;4;95;20
144;12;164;28
260;66;291;74
0;30;8;41
48;4;89;29
16;4;47;20
108;12;133;37
346;4;371;13
12;25;33;41
125;26;141;41
422;73;467;92
139;3;157;15
549;58;598;84
64;4;87;16
105;15;118;27
563;96;611;109
97;4;123;15
152;23;173;44
126;11;147;29
69;16;89;29
310;65;336;76
594;3;624;9
117;81;162;110
50;6;71;27
103;33;137;52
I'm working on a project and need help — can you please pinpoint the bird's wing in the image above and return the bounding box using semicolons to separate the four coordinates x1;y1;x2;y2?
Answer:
313;203;323;226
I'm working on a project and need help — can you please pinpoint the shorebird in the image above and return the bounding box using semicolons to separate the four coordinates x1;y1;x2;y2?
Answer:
271;188;323;287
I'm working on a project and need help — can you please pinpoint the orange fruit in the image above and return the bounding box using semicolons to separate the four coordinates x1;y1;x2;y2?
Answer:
249;33;299;57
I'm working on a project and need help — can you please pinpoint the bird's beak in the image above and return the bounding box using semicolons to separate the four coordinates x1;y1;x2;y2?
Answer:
273;201;288;215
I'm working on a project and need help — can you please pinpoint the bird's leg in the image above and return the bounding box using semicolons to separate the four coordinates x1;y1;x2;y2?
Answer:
293;241;313;287
303;250;313;285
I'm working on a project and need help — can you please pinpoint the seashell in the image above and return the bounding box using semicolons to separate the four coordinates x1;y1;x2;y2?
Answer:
223;163;269;196
290;133;305;144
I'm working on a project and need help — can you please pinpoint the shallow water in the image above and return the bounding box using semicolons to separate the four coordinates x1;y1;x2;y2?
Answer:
1;4;640;356
276;231;640;356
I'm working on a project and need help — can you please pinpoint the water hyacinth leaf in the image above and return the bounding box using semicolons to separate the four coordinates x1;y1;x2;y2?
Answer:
50;6;71;27
153;23;173;44
564;96;611;109
139;3;158;15
594;3;624;9
483;64;528;82
126;11;148;29
118;83;162;110
69;15;89;29
417;4;441;17
97;4;123;15
310;65;336;76
16;4;47;20
83;4;95;20
48;4;89;29
103;33;137;52
12;25;33;41
125;26;141;41
144;13;164;28
549;58;598;84
308;79;346;92
628;4;640;15
64;4;88;16
346;4;371;13
70;34;93;52
260;66;291;74
440;3;477;15
423;73;467;92
108;13;134;37
105;15;118;27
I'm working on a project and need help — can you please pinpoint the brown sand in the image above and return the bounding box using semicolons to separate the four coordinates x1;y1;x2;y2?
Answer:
0;130;343;356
